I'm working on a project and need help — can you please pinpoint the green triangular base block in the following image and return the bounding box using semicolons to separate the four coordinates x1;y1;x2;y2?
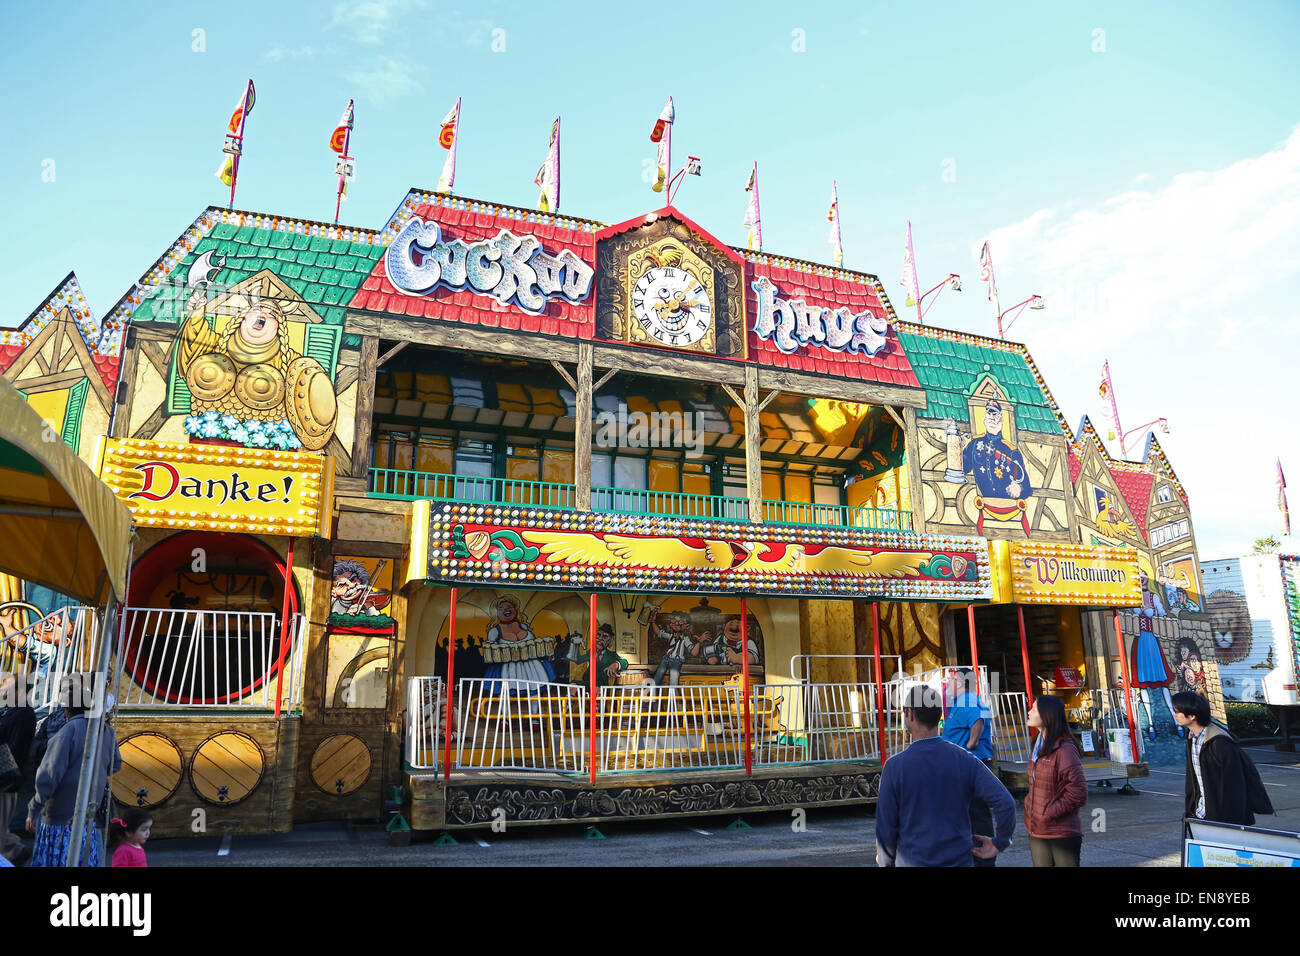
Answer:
434;832;459;845
584;827;606;840
726;817;751;830
386;814;411;832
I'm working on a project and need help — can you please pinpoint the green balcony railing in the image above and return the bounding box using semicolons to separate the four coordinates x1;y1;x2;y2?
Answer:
369;470;575;510
591;486;750;521
368;468;913;531
762;499;912;531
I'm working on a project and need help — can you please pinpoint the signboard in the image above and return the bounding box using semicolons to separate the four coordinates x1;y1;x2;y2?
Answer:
425;502;991;601
97;438;330;536
385;216;594;313
750;276;888;357
991;541;1142;607
1183;819;1300;867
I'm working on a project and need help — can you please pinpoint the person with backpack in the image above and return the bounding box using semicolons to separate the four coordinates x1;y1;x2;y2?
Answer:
1170;691;1273;826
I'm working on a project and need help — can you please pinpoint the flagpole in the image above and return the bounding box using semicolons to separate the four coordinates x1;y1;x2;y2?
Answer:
335;103;352;224
1104;361;1127;456
908;224;922;323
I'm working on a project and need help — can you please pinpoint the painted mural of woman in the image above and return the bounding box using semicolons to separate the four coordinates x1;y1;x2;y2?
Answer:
482;596;555;687
1130;568;1177;739
1175;637;1208;696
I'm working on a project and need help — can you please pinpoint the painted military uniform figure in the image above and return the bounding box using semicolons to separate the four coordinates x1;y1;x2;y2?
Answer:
962;400;1031;500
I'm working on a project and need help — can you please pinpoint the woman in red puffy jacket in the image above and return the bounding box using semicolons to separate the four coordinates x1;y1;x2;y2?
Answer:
1024;695;1088;866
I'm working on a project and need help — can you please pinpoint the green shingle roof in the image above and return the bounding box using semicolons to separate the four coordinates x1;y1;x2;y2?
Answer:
895;327;1061;434
130;224;384;327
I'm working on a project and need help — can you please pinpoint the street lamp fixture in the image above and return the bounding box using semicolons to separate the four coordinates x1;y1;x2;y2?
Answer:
1119;417;1170;457
998;294;1045;339
916;273;962;325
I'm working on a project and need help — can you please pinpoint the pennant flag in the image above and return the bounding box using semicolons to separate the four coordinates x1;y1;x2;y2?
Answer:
436;98;460;194
900;221;920;308
978;241;998;304
329;99;354;154
651;97;673;193
827;180;843;267
743;162;762;251
216;79;255;195
227;79;256;134
535;116;560;212
1098;361;1122;442
1279;458;1291;537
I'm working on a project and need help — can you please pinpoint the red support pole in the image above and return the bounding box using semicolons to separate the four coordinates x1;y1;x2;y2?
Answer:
1016;604;1033;710
442;587;458;781
589;593;598;785
966;603;980;670
871;602;887;764
741;597;754;775
273;538;295;719
1113;609;1141;764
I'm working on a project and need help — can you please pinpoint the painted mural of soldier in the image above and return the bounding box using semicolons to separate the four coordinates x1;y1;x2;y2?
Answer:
962;400;1031;500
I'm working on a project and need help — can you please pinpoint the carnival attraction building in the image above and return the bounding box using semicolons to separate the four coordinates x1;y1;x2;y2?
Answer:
0;187;1223;836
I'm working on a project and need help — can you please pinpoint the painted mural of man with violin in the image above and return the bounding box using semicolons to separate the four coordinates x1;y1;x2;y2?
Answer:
329;560;390;618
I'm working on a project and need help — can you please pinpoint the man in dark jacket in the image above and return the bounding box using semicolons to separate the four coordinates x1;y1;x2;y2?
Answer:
1171;691;1259;825
0;674;36;863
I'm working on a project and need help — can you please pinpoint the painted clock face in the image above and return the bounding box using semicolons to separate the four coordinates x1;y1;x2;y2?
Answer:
631;267;712;348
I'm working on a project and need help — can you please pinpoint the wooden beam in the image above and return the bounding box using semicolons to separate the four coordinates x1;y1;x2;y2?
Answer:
549;360;578;392
884;405;906;431
743;364;763;523
347;313;581;365
351;336;378;479
719;383;742;408
590;343;746;386
903;406;926;534
755;366;927;408
377;341;409;368
756;389;779;413
575;344;593;512
593;368;618;393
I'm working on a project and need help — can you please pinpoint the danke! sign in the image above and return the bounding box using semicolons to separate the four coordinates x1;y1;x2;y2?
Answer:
97;438;329;536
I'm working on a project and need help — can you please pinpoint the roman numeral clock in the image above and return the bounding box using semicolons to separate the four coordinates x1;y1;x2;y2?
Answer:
625;240;717;354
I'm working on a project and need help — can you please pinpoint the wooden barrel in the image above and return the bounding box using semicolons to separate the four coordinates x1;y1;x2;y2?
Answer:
189;731;265;806
309;734;372;796
112;732;183;809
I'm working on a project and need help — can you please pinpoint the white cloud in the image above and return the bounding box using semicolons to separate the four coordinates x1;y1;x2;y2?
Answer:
264;45;315;62
978;126;1300;558
330;0;427;45
346;55;423;103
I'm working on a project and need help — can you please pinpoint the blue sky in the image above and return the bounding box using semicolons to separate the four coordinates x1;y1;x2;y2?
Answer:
3;0;1298;557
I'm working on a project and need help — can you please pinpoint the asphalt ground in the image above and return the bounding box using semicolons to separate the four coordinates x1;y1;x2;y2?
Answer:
134;744;1300;867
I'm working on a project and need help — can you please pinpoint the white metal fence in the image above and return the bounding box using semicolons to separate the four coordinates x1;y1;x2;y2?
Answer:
453;677;589;773
597;683;747;772
0;605;102;711
750;682;894;765
991;692;1032;762
789;654;903;684
406;676;444;769
116;607;300;708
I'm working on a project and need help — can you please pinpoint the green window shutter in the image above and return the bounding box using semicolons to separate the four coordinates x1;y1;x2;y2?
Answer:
60;378;89;451
168;342;192;416
303;323;342;379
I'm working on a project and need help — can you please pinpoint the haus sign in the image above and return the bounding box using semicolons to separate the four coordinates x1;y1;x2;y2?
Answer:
990;541;1142;607
750;276;888;356
385;216;594;313
96;438;331;536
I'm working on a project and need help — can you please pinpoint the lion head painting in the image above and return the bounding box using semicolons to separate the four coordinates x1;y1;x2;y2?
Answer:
1206;588;1252;663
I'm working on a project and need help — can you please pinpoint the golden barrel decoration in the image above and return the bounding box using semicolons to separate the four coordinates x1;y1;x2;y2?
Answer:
480;634;558;664
189;731;265;806
309;734;372;796
112;732;184;809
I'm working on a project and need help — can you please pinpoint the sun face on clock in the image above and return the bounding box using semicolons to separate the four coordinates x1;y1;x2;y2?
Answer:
632;266;712;348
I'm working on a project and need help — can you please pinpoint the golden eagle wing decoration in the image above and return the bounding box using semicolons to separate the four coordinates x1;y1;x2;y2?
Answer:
803;546;930;578
520;531;726;570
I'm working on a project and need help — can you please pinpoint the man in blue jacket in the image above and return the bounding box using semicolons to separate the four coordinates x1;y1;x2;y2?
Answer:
876;683;1016;867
